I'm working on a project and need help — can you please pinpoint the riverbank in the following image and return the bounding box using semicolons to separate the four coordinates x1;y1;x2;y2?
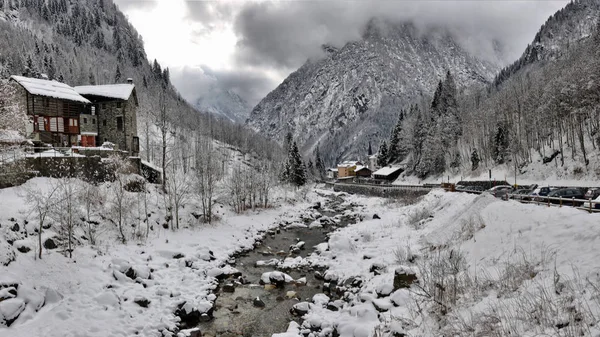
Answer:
0;179;325;337
280;189;600;336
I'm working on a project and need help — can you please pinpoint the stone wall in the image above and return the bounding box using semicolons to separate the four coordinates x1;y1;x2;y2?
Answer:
97;95;138;156
79;113;98;134
332;183;432;199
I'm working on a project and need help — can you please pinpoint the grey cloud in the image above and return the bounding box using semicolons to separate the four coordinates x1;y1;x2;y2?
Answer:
170;65;277;106
113;0;157;12
228;1;569;70
184;1;236;35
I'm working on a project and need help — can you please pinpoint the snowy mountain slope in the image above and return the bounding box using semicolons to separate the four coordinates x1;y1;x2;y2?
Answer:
246;19;500;164
195;87;251;123
494;0;600;86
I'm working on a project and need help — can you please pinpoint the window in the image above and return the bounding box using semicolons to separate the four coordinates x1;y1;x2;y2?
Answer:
117;102;122;108
83;118;88;124
116;116;123;131
91;106;96;115
103;120;107;127
92;118;96;125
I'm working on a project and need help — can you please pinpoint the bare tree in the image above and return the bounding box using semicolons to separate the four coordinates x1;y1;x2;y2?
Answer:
23;180;60;260
154;92;172;192
53;178;81;258
166;159;192;230
194;137;222;223
107;155;134;243
0;80;27;136
78;180;104;246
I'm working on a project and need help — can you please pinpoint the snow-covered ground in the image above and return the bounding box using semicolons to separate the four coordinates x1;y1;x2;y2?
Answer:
0;177;318;337
283;189;600;336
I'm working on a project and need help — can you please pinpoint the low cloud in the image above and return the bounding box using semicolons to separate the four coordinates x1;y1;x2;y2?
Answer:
213;1;568;70
170;65;277;106
114;0;158;12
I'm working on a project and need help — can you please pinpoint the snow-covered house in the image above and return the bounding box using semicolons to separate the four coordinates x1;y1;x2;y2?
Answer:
368;154;378;170
373;165;404;182
75;79;139;156
10;75;90;147
326;168;338;179
337;161;362;178
355;165;372;178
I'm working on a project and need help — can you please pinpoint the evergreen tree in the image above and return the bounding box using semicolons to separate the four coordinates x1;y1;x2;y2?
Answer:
471;149;480;171
387;110;405;164
367;141;373;156
289;141;306;186
314;145;325;178
377;141;388;167
493;122;509;164
114;64;121;82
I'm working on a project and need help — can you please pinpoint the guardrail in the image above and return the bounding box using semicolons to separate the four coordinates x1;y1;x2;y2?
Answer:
509;194;600;213
332;181;437;191
456;188;600;214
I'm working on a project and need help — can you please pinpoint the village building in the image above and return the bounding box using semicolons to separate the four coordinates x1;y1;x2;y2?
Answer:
75;79;139;156
355;165;372;178
373;166;404;182
10;75;91;147
368;154;378;170
8;75;139;156
337;161;362;178
326;168;338;180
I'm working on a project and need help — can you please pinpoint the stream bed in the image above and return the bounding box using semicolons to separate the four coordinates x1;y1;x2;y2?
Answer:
198;194;362;337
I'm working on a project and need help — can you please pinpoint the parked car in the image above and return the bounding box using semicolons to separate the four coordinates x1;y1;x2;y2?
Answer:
464;185;485;194
511;189;533;200
486;185;514;199
546;188;586;206
583;195;600;210
530;187;558;202
584;188;600;200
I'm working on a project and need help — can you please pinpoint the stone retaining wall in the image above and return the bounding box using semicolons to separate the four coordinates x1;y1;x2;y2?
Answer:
332;183;432;199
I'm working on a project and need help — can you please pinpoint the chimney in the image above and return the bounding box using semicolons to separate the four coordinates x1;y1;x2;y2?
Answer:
126;78;133;84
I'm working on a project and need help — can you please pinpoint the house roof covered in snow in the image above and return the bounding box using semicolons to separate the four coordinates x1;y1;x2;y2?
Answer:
337;161;362;168
10;75;90;104
355;165;371;172
327;168;339;172
74;84;136;101
373;166;403;177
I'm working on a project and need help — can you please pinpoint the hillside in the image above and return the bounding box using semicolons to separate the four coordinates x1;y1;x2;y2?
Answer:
246;19;500;165
443;0;600;183
494;0;600;86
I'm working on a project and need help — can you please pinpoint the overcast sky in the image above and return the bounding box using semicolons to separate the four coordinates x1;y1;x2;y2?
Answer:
114;0;570;106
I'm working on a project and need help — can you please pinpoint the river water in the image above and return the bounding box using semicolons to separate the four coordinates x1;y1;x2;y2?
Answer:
198;194;359;337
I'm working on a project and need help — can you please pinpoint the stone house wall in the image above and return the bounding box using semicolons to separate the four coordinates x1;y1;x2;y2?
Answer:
96;94;138;155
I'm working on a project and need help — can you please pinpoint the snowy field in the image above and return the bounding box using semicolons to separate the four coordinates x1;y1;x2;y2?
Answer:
277;189;600;336
0;177;318;337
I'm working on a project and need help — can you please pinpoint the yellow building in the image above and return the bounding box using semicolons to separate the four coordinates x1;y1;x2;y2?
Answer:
337;161;362;178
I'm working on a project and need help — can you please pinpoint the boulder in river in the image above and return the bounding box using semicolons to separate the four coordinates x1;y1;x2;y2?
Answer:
222;284;235;293
253;297;265;308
